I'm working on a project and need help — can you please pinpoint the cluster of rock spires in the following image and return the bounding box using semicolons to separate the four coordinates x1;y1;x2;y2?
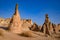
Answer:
41;14;55;35
0;4;60;37
41;14;60;36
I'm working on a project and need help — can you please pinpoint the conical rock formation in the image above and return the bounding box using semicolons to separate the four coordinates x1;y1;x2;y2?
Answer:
8;4;38;37
30;22;40;31
41;14;54;35
8;4;22;34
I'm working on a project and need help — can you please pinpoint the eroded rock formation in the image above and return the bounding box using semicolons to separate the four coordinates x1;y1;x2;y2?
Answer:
0;18;11;27
41;14;54;35
8;4;22;34
0;4;60;38
8;4;34;37
30;22;40;31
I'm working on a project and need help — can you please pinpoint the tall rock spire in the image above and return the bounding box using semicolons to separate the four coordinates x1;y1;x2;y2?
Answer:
14;4;21;20
8;4;22;34
45;14;50;23
41;14;54;35
8;4;32;34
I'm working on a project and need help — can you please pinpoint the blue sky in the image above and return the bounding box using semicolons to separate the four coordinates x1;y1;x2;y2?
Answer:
0;0;60;25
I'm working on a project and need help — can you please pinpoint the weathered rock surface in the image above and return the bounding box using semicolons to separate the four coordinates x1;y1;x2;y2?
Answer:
8;4;34;37
0;18;11;27
0;4;60;40
8;4;22;34
41;14;55;35
30;23;40;31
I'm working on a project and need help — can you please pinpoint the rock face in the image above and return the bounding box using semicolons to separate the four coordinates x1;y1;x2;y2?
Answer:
30;23;40;31
22;19;33;28
0;4;60;38
8;4;32;34
0;18;11;27
58;24;60;32
8;4;22;34
55;24;60;33
41;14;54;35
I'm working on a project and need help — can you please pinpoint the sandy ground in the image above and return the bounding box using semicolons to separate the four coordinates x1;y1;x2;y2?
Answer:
0;29;60;40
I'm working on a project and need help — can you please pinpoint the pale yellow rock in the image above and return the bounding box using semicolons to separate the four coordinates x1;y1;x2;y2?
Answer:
41;14;54;35
8;4;22;34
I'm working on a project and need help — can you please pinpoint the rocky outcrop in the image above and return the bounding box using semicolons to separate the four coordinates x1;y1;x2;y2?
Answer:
0;18;11;27
8;4;33;36
8;4;22;34
41;14;54;35
30;23;40;31
58;24;60;32
0;4;60;38
55;24;60;33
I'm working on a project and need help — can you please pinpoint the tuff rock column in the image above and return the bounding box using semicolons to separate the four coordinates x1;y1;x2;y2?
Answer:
8;4;22;34
41;14;54;35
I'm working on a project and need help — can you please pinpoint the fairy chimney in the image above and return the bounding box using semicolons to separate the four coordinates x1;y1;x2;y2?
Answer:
8;4;22;34
45;14;49;23
41;14;54;35
41;23;50;35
